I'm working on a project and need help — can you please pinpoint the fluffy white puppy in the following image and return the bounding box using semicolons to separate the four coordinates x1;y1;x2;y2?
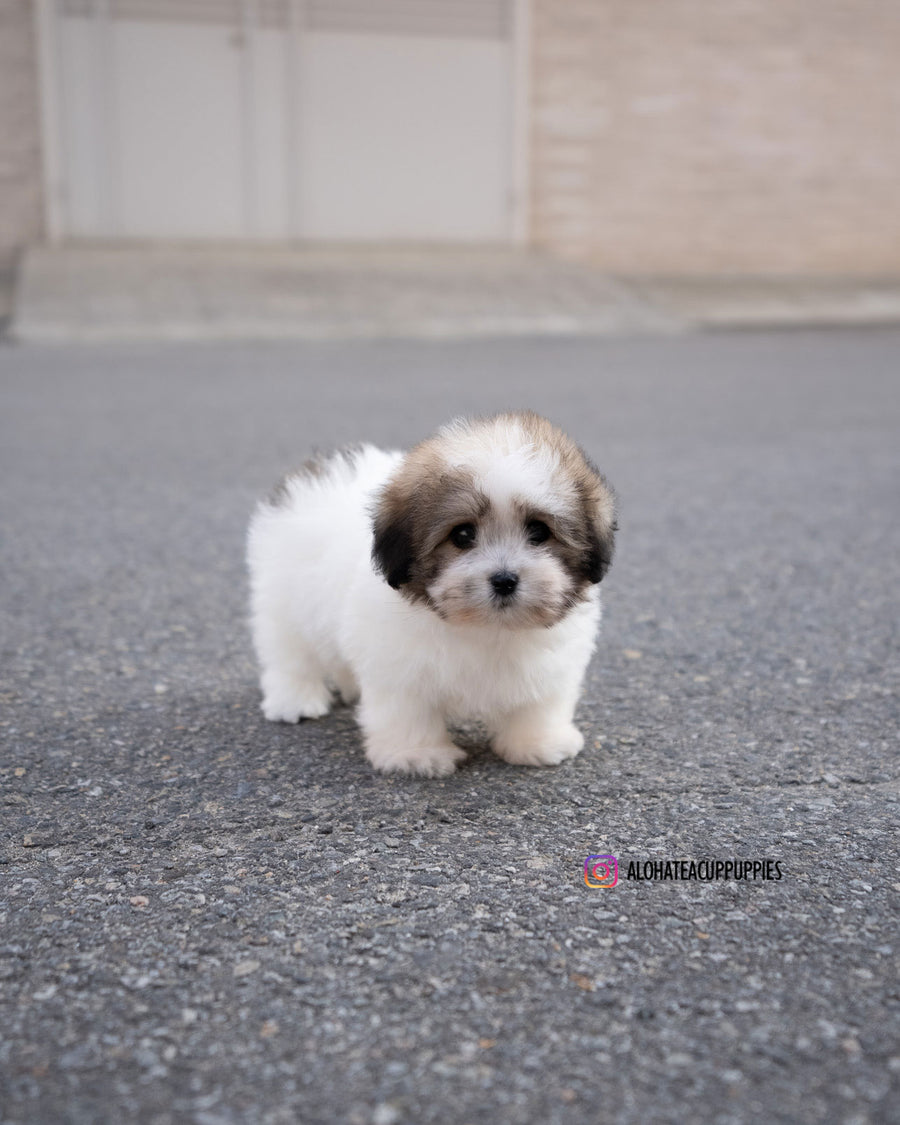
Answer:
247;411;616;777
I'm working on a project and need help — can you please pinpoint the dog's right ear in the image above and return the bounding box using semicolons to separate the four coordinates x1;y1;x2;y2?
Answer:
372;486;415;589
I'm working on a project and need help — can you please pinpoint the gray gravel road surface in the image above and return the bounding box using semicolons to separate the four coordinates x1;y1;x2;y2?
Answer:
1;330;899;1124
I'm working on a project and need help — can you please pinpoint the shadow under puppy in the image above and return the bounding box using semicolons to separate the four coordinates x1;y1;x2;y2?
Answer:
247;411;616;776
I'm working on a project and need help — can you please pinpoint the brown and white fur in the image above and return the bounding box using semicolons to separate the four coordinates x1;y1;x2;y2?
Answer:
247;412;616;777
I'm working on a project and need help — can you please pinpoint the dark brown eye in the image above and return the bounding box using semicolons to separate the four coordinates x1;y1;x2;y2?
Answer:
449;523;477;549
526;519;551;545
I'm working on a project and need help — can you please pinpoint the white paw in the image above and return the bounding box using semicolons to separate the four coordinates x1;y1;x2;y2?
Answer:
260;677;332;723
365;742;467;778
493;724;584;767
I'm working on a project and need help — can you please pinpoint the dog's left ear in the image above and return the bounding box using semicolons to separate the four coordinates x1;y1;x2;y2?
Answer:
583;516;617;583
372;484;415;589
578;463;617;584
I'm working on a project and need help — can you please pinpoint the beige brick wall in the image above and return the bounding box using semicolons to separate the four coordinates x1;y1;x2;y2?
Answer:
531;0;900;273
4;1;899;275
0;0;43;270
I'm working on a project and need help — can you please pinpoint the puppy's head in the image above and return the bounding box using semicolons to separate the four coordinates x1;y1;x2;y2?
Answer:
372;412;616;628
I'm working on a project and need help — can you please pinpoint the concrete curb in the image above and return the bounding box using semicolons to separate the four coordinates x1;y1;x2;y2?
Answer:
10;245;900;342
628;275;900;330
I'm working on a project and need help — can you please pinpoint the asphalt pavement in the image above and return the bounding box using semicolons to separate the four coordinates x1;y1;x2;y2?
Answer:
1;329;898;1124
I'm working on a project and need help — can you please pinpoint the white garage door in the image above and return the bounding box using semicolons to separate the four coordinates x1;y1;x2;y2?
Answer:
41;0;524;242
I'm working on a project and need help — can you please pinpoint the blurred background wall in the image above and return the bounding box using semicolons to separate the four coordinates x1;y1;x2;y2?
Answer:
2;0;899;275
531;0;900;273
0;0;43;276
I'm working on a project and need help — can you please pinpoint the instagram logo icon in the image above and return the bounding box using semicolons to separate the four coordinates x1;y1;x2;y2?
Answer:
584;855;618;888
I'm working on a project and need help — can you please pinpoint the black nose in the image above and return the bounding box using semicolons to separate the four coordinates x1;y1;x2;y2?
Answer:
490;571;519;597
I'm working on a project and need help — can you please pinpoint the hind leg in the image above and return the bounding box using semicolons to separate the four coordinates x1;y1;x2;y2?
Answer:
252;612;332;723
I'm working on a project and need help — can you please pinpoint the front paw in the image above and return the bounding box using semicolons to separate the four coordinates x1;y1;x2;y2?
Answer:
492;723;584;767
365;741;467;778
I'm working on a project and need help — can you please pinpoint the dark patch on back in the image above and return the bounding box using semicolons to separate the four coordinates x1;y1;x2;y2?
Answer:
267;444;365;507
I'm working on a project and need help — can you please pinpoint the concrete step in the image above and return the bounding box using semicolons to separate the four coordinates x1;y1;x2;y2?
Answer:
11;244;900;342
11;244;674;343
